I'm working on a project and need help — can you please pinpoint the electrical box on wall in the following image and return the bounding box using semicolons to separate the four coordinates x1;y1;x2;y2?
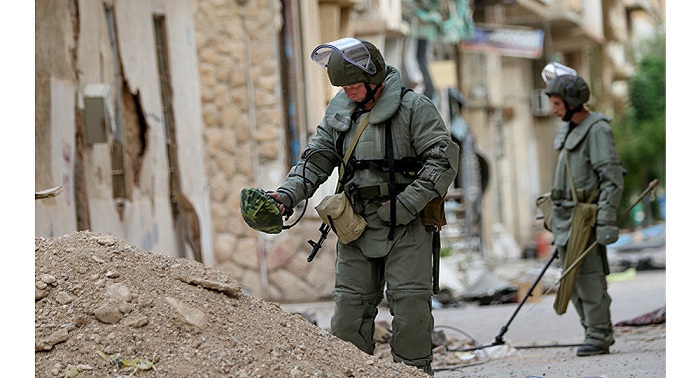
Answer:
83;84;112;144
532;89;551;117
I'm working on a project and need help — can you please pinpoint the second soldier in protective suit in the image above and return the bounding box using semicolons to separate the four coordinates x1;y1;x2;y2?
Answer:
268;38;459;375
544;67;624;357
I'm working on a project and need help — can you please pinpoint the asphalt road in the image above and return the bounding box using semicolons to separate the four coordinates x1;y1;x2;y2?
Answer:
283;266;667;378
430;268;666;377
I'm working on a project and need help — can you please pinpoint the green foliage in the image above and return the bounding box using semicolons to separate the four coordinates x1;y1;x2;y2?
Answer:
440;245;453;257
614;31;666;227
628;55;665;121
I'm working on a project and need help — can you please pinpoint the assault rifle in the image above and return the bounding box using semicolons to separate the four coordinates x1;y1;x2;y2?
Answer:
307;222;331;262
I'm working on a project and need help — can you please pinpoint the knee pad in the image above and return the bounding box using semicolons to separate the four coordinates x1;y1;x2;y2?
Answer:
385;290;434;366
331;291;383;355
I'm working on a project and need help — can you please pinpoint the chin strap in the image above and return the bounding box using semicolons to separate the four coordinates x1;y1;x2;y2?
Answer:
356;83;382;106
563;101;584;122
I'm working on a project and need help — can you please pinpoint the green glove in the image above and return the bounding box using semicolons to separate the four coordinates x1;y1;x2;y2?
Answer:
596;224;619;245
377;200;415;225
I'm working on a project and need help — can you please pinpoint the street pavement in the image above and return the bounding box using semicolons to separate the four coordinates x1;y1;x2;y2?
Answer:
282;260;667;377
429;267;666;377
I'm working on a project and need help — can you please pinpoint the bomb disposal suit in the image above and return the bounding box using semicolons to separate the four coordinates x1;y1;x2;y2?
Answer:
274;38;459;374
546;72;624;353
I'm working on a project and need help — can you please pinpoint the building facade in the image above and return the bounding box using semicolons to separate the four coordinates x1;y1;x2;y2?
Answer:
36;0;213;264
36;0;664;302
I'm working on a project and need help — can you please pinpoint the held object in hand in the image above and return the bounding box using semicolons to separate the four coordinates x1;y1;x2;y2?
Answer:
240;188;287;234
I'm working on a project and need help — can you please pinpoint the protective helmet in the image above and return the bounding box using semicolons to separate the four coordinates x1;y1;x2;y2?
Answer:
544;74;590;109
541;61;577;83
311;37;386;87
240;188;283;234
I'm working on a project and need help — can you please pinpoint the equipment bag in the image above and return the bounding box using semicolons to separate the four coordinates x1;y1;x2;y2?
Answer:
314;192;367;244
314;115;371;243
421;196;447;230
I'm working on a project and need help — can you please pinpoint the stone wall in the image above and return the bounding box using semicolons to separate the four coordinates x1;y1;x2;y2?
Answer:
193;0;336;302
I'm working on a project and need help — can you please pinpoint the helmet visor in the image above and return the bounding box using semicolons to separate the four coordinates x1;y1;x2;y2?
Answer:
311;37;377;75
541;62;577;83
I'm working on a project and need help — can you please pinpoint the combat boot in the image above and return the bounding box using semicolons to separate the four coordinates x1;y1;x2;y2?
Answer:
576;343;609;357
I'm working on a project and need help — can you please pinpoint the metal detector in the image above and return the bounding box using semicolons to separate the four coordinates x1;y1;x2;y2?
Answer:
455;179;659;352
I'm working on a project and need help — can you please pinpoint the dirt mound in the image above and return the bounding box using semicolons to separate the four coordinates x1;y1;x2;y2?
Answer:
35;231;427;377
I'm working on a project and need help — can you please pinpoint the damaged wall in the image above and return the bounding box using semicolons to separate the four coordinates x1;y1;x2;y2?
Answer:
35;0;341;303
35;0;212;264
36;0;432;303
192;0;337;301
35;1;79;236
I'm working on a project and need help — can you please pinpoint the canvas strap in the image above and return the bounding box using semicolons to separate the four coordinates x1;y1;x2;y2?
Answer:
336;115;371;193
564;150;579;204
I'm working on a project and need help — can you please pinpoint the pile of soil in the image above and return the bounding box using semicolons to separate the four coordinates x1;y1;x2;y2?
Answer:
35;231;429;377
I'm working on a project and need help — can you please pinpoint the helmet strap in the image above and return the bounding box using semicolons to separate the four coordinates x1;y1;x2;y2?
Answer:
356;83;381;106
563;102;584;122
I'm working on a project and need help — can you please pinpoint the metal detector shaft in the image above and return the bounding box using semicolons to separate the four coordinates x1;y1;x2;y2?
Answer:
491;249;558;346
452;249;560;352
476;178;659;350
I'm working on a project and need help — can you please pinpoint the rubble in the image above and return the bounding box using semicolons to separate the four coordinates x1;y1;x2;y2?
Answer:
35;231;429;377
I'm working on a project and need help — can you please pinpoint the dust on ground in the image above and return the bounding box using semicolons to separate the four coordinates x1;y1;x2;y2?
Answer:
35;230;433;377
35;230;668;378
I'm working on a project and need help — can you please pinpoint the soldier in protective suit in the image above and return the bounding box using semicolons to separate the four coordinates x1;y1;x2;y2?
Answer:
544;67;624;357
268;38;459;375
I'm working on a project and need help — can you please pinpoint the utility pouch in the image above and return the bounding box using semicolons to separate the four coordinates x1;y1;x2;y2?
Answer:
315;193;367;244
421;196;447;230
536;193;554;231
